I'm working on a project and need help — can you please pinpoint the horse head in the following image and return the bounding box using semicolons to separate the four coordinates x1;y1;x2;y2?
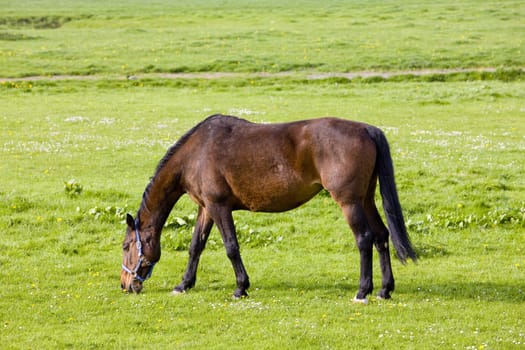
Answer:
121;214;159;293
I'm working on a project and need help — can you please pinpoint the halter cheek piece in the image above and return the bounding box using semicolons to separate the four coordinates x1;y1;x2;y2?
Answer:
121;221;156;283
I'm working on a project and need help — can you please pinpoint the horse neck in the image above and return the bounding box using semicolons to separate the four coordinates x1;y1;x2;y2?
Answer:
137;167;183;235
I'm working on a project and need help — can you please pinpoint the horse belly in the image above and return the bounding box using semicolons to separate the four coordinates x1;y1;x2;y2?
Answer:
231;176;322;212
219;122;322;212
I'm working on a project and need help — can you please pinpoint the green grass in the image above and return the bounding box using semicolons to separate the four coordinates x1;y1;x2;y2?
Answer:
1;0;525;349
2;77;524;349
0;0;523;77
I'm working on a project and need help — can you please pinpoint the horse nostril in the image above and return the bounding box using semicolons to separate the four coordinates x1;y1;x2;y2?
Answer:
131;282;143;294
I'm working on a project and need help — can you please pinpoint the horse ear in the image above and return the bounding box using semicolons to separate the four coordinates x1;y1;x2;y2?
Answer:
126;214;135;229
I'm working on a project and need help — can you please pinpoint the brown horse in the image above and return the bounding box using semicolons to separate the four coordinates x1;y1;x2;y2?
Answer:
121;114;416;302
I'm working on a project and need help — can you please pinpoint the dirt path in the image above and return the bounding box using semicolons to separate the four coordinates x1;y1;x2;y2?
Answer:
0;67;520;82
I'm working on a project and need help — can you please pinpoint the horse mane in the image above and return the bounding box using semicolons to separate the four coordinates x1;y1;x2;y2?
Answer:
138;114;228;215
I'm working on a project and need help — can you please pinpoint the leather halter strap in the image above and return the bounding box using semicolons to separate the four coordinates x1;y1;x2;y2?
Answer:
121;220;156;283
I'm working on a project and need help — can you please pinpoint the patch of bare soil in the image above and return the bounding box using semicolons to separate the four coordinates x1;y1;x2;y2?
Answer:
1;67;521;82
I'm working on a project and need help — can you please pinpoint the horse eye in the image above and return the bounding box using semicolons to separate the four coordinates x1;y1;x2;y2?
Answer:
122;242;130;251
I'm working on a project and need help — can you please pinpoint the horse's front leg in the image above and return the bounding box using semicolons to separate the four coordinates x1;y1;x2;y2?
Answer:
173;206;213;294
208;204;250;298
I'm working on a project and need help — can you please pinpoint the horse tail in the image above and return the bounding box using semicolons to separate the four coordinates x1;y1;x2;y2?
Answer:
366;126;417;263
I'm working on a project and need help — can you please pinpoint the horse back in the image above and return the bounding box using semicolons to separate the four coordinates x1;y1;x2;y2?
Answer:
179;115;377;211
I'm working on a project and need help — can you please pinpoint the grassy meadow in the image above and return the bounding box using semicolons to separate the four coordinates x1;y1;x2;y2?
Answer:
1;0;524;349
1;0;524;77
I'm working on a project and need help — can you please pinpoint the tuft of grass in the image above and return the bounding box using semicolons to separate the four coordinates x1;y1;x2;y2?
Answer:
162;212;285;251
64;179;83;197
0;15;74;29
0;31;39;40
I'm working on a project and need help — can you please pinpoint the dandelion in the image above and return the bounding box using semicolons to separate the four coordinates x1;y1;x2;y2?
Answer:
56;217;63;223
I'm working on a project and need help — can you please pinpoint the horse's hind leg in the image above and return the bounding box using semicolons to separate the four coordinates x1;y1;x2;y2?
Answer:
207;204;250;299
340;201;374;302
365;199;395;299
173;206;213;294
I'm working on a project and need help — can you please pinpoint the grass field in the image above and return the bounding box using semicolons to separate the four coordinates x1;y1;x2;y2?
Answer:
1;0;524;349
1;0;524;77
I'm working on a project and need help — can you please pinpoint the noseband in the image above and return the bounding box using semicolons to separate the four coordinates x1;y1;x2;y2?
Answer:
121;222;156;283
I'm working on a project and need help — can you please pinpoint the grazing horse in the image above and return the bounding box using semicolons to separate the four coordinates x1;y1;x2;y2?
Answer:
121;114;416;302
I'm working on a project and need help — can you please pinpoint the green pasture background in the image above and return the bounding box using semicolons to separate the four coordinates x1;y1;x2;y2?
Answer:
1;0;524;349
1;0;524;77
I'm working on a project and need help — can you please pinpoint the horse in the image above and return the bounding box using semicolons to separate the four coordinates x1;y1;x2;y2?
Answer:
121;114;416;303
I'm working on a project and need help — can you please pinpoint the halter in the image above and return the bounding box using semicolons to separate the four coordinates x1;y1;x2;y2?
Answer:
121;221;156;283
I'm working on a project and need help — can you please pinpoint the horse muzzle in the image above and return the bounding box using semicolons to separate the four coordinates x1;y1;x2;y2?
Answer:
120;270;144;294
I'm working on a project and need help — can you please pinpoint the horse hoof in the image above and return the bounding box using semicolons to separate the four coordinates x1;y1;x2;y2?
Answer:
233;291;248;299
172;288;186;296
233;294;248;300
377;290;392;300
352;296;369;305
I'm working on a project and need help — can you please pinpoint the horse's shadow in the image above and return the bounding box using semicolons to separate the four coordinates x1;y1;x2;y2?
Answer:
277;279;523;302
192;279;525;304
400;280;524;303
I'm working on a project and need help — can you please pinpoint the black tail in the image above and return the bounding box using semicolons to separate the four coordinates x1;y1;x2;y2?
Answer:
366;126;417;263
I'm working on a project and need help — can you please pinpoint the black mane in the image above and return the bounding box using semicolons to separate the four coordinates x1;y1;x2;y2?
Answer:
138;114;227;214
